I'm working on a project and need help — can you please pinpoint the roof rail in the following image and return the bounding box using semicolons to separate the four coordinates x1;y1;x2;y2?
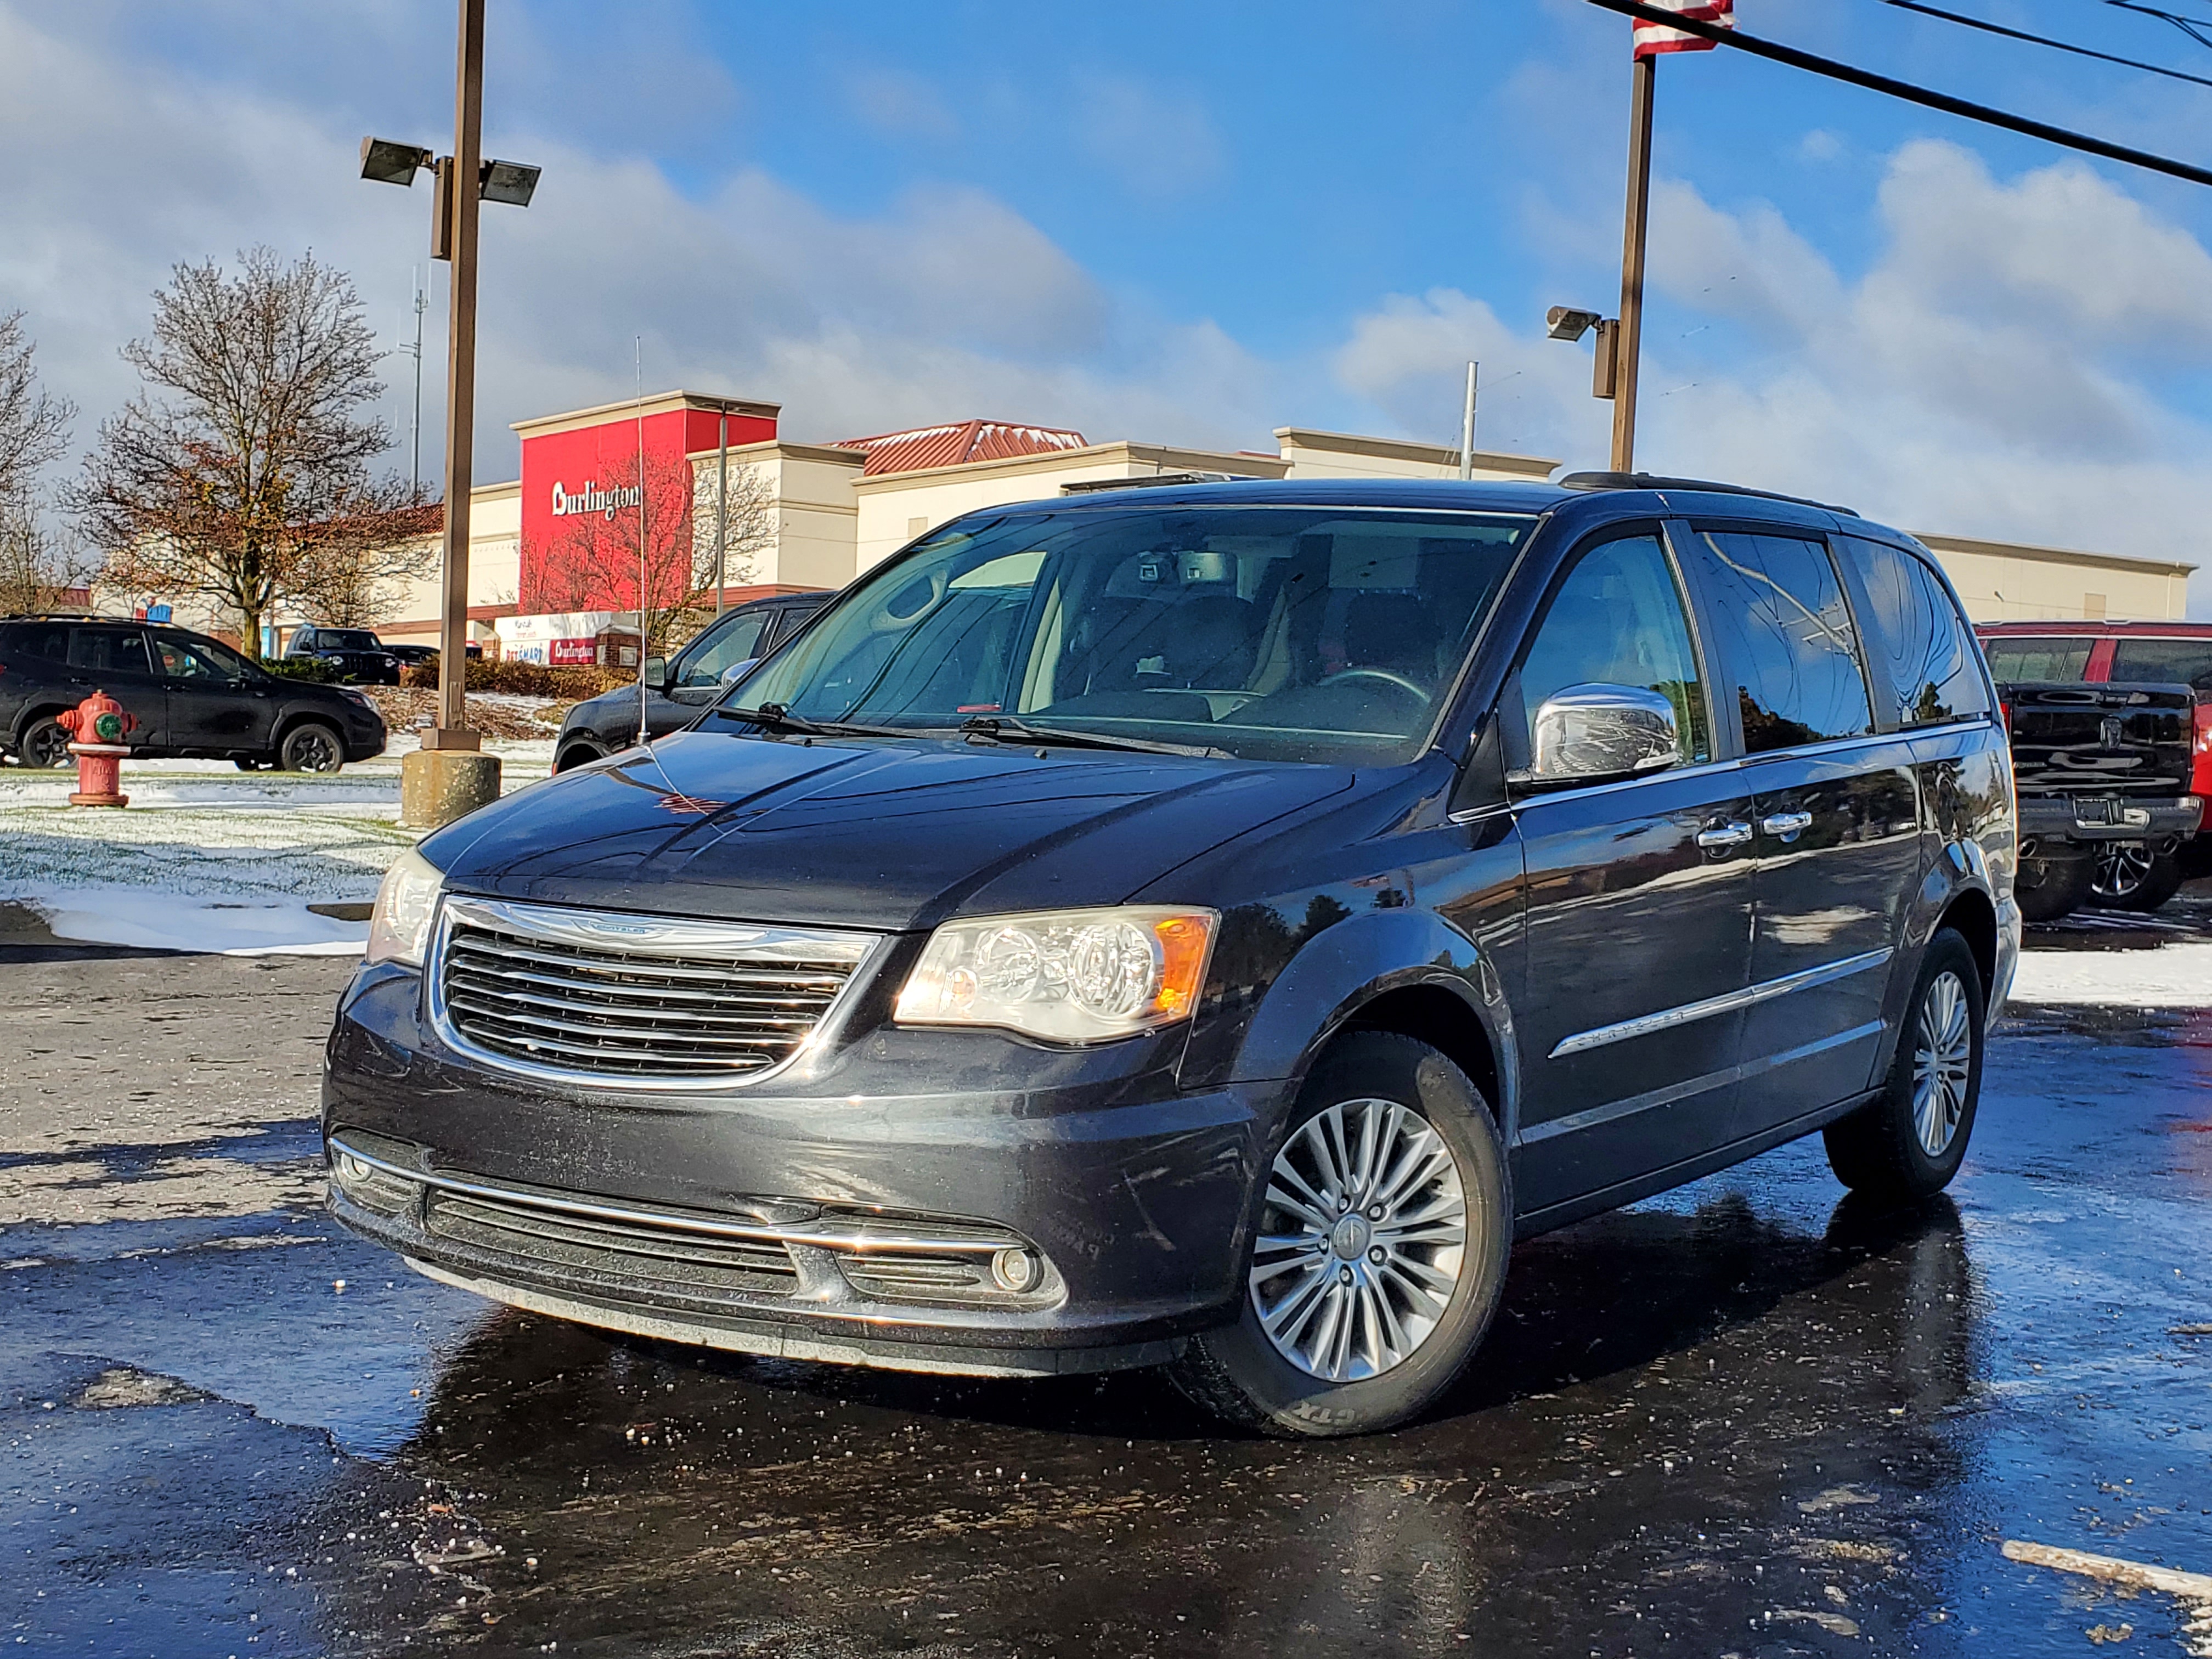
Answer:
1059;471;1247;495
1556;471;1858;517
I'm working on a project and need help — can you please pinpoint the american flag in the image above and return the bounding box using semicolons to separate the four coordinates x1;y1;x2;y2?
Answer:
1632;0;1736;59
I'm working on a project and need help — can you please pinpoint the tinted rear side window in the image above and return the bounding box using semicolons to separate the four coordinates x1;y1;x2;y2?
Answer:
1840;537;1989;726
1;624;69;661
1683;530;1874;754
2109;639;2212;694
67;628;153;676
1980;637;2092;684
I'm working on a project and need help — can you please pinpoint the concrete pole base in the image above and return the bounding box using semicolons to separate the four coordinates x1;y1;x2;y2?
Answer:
400;748;501;830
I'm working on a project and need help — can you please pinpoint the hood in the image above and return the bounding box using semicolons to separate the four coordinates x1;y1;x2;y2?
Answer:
424;728;1353;931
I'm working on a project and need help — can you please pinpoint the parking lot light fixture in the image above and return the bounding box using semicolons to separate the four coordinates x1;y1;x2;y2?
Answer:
360;137;434;187
1547;306;1604;342
479;160;540;206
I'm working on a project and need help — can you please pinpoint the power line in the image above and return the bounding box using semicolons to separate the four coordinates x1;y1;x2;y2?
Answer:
1584;0;2212;189
1880;0;2212;89
2102;1;2212;53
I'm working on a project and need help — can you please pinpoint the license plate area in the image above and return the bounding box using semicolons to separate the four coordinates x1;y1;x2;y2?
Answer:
2073;798;2119;827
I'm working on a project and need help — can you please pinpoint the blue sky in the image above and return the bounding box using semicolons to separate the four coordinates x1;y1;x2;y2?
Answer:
5;1;2211;607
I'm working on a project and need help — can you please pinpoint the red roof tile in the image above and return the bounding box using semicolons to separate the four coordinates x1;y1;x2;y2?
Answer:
832;419;1089;477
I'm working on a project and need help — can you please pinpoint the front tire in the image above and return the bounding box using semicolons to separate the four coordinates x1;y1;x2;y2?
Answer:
278;721;345;774
16;715;70;769
1167;1032;1509;1437
1825;929;1985;1203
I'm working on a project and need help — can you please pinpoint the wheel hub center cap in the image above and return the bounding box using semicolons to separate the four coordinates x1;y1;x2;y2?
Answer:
1330;1214;1372;1260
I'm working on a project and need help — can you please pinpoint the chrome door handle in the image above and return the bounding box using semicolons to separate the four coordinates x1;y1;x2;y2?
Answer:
1697;820;1753;849
1762;810;1814;842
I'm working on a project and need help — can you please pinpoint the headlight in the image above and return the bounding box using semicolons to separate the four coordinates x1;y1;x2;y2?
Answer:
365;846;443;967
893;906;1216;1045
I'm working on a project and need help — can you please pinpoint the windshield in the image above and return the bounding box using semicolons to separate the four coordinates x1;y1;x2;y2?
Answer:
726;504;1536;764
318;629;381;651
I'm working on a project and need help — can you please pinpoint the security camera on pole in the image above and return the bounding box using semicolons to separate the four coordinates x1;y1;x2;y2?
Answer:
358;0;541;828
1549;0;1733;473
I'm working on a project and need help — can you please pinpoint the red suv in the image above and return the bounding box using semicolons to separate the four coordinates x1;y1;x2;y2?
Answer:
1978;620;2212;904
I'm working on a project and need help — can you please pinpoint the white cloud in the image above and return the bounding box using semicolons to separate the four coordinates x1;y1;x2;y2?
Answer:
1337;140;2212;616
0;1;1274;500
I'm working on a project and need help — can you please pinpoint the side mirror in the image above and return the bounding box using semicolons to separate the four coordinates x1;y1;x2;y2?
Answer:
718;657;760;688
1516;683;1683;788
642;656;669;692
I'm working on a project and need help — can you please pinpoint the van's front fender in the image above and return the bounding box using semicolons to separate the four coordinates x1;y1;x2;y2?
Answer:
1203;906;1519;1142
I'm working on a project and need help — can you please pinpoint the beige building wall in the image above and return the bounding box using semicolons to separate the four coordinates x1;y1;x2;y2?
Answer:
376;480;521;647
1915;533;2192;624
697;441;865;591
851;442;1292;574
1275;427;1559;483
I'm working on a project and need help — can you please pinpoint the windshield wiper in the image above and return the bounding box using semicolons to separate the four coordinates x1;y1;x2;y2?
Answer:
718;704;931;741
959;714;1228;759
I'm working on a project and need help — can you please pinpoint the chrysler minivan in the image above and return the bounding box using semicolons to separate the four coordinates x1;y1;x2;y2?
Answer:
324;476;2017;1436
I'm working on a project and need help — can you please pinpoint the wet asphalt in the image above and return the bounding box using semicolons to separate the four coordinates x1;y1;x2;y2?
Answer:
2;902;2209;1658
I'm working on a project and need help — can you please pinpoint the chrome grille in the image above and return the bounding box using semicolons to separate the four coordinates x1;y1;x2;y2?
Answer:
431;896;876;1087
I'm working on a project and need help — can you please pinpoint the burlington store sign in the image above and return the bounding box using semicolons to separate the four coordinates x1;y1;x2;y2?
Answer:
514;393;778;615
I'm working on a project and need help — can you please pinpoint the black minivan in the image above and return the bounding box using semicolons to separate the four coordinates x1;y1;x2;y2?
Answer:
325;477;2018;1436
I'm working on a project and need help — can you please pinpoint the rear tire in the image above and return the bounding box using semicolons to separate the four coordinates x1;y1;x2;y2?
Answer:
1166;1032;1510;1437
2016;849;2091;924
15;715;70;769
2091;842;2185;913
1825;929;1985;1203
278;721;345;774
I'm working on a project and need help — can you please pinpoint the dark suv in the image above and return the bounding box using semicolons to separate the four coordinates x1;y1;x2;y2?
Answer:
325;477;2016;1436
285;625;402;685
552;591;830;772
1;614;387;771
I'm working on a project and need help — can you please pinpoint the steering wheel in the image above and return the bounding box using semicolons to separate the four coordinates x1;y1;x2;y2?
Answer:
1317;668;1432;704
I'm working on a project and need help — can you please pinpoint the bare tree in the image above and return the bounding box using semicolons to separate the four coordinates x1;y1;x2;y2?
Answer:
0;311;74;501
289;501;441;628
0;521;96;615
522;447;775;655
70;248;403;656
0;312;80;616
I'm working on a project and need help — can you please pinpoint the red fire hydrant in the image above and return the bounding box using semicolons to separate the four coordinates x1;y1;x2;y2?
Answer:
57;689;137;808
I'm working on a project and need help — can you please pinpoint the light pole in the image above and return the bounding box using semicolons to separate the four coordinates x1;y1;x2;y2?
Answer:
358;0;539;826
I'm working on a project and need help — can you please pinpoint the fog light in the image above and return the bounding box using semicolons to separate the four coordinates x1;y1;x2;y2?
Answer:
990;1248;1042;1293
336;1152;373;1187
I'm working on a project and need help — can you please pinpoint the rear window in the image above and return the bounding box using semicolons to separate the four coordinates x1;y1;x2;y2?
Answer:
0;623;69;661
1980;637;2091;684
1839;538;1989;726
2109;639;2212;695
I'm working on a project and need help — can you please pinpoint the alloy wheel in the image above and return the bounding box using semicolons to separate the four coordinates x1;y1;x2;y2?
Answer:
2091;841;2152;902
21;721;70;768
1249;1098;1468;1383
286;729;341;772
1911;969;1973;1158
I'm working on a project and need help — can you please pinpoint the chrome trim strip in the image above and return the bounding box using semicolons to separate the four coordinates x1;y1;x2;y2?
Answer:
328;1136;1019;1256
426;895;884;1093
1548;947;1894;1059
1510;726;1951;814
1521;1020;1885;1146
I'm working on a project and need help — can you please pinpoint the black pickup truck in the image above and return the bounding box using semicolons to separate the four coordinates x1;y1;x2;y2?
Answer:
2001;679;2204;921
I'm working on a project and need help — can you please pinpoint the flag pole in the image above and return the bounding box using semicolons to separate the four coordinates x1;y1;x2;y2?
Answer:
1612;49;1656;473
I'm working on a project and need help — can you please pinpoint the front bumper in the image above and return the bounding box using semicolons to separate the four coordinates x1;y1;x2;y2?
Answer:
323;963;1273;1376
2017;794;2202;844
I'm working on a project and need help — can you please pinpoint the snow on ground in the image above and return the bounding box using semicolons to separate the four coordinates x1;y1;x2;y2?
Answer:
2008;941;2212;1009
0;742;556;954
